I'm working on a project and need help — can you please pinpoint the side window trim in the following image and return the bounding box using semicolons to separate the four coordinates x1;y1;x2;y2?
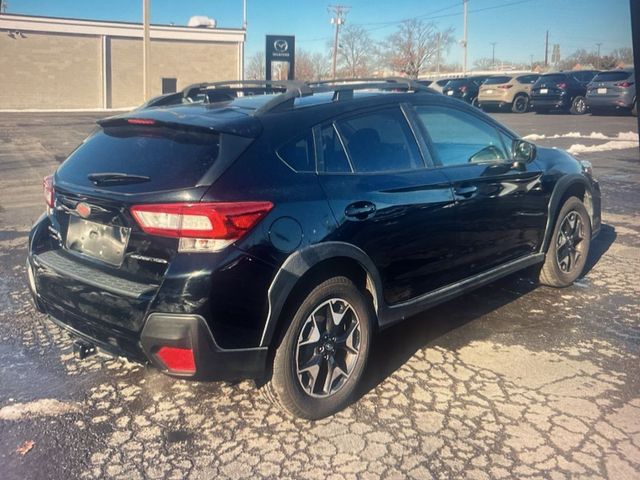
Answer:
332;122;356;173
400;102;431;168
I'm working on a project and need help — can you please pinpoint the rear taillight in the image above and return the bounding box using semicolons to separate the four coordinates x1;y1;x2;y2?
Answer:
556;82;567;89
615;81;634;88
43;175;54;208
130;201;273;252
156;346;196;374
498;85;513;89
460;85;468;92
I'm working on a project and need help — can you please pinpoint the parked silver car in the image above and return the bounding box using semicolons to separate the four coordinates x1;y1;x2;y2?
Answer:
586;69;636;116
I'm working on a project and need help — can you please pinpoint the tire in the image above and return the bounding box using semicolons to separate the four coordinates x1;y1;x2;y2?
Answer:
511;94;529;113
570;95;587;115
263;276;373;419
539;197;591;287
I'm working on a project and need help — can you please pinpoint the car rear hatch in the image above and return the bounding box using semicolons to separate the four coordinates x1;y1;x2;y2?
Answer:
34;108;260;335
478;76;513;100
532;74;569;100
443;79;469;97
587;71;634;98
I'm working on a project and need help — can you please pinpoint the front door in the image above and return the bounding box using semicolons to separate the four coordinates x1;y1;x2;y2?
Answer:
413;104;548;278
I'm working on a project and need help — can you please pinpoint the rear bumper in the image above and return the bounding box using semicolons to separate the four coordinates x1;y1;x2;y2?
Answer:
26;254;269;381
586;95;634;110
531;96;571;110
478;99;510;108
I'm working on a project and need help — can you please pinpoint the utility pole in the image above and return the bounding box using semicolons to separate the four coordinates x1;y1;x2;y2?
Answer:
595;42;602;69
142;0;150;101
490;42;496;69
329;5;349;80
462;0;468;75
0;1;7;13
530;54;534;71
436;32;441;74
544;30;549;67
241;0;247;80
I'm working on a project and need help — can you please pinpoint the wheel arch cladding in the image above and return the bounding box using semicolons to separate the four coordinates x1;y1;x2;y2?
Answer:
260;242;383;348
541;174;591;253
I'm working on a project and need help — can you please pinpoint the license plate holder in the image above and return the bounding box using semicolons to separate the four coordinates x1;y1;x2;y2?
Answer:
65;216;130;266
485;89;493;94
447;90;454;95
597;87;607;94
540;88;548;94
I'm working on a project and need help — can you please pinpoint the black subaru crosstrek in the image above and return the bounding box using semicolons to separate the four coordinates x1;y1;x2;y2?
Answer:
27;78;601;419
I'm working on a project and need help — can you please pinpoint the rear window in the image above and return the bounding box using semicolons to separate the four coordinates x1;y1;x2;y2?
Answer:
592;71;632;82
446;79;467;87
538;74;568;83
483;76;513;85
57;126;220;191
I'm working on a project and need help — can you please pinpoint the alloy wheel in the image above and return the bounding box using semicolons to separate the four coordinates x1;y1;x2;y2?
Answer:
555;211;586;274
295;298;361;398
513;96;528;113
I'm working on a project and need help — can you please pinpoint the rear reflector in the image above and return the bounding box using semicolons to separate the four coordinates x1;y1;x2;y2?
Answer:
43;175;54;208
156;346;196;373
130;201;273;251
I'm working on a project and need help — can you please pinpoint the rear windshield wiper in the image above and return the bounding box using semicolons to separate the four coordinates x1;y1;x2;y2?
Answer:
88;172;151;185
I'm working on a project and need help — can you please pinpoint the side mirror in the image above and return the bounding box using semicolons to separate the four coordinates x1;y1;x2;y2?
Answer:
512;139;536;170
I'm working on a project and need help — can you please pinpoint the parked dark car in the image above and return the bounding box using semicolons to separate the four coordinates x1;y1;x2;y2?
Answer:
530;70;599;114
586;69;637;116
27;78;601;419
427;78;454;94
442;75;492;105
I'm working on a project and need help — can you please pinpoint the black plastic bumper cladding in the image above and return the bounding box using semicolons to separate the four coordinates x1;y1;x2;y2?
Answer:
140;313;268;381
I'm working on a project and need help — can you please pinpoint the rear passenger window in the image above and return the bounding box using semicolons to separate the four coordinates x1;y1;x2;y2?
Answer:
416;106;508;166
277;132;315;172
335;108;422;173
517;75;539;84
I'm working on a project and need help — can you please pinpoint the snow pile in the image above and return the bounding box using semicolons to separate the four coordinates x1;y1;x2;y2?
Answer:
567;141;639;155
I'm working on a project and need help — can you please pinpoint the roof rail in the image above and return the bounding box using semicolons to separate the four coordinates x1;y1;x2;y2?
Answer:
181;80;299;100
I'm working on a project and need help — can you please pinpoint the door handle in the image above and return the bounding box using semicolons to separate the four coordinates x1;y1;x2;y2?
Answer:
344;201;377;220
453;185;478;200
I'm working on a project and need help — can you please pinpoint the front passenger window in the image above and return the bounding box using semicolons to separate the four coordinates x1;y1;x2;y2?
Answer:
415;106;507;167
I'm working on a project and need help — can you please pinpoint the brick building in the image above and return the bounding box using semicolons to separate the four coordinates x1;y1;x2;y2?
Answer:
0;13;245;110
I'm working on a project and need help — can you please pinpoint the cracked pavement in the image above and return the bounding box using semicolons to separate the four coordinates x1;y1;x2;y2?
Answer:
0;112;639;479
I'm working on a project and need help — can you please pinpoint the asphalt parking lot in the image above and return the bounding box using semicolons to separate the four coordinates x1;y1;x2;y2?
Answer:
0;109;639;480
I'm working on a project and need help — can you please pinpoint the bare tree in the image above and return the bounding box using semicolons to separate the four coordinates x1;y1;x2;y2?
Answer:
610;47;634;65
295;50;316;81
558;49;618;71
381;20;454;78
337;25;373;78
473;57;500;70
310;52;331;81
246;51;265;80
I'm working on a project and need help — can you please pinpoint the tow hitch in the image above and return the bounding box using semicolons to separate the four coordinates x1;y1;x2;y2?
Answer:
73;339;96;360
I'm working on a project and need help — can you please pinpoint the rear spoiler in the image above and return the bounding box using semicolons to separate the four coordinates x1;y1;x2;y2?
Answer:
97;108;263;138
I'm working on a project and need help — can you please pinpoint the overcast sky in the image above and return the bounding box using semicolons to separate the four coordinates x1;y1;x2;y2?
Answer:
7;0;634;66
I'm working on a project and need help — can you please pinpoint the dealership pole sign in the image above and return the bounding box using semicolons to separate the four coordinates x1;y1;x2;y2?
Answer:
265;35;295;80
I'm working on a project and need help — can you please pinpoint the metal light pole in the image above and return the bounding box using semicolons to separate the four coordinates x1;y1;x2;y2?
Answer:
490;42;496;69
462;0;468;75
142;0;150;101
596;42;602;69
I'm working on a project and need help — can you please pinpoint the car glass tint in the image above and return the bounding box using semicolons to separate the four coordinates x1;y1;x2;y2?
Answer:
277;132;315;172
57;126;220;190
416;106;507;166
517;75;539;84
446;79;466;87
483;76;513;85
321;124;352;173
592;71;632;82
538;74;568;83
336;108;421;173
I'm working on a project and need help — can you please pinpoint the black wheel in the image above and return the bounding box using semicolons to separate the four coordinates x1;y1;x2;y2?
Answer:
511;94;529;113
264;276;373;419
570;96;587;115
539;197;591;287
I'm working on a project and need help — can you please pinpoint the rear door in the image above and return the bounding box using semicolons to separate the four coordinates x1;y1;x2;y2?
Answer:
316;105;456;305
413;103;547;277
